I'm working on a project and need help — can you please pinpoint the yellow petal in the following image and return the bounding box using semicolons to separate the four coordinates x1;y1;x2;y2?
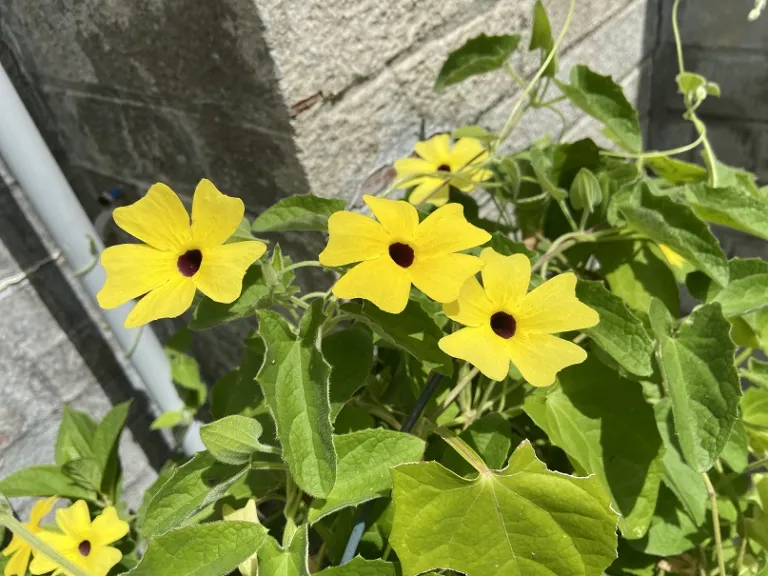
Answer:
408;179;450;206
112;183;191;251
455;164;494;191
394;157;437;185
414;134;451;164
413;203;491;257
3;533;25;557
659;243;686;269
332;256;411;314
83;546;122;576
516;273;600;334
363;195;418;242
97;244;177;309
190;179;245;249
29;531;77;575
444;276;494;327
194;241;267;304
438;326;510;381
480;249;531;310
56;500;91;540
90;507;129;547
5;546;31;576
449;138;489;170
319;211;389;267
125;276;196;328
506;332;587;387
410;253;484;304
29;497;60;529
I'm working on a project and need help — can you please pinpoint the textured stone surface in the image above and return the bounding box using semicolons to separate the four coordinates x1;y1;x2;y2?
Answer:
286;0;656;202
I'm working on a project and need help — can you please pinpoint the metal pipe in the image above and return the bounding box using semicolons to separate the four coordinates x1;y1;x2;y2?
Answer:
0;62;203;454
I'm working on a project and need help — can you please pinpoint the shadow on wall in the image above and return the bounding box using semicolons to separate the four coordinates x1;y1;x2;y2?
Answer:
0;0;320;390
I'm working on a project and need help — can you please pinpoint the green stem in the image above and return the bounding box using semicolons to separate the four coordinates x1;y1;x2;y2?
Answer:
299;291;329;302
497;0;576;146
702;472;727;576
0;515;90;576
735;348;753;367
290;296;309;310
438;366;480;417
281;261;325;274
558;200;579;232
283;474;301;546
434;427;490;475
599;131;706;160
503;62;527;89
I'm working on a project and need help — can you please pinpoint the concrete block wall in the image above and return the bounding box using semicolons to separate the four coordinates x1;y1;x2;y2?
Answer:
260;0;659;202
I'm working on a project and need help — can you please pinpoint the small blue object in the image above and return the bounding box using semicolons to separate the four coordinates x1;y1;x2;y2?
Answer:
99;188;123;206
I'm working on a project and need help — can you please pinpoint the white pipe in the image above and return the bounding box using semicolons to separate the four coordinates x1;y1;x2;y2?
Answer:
0;63;204;455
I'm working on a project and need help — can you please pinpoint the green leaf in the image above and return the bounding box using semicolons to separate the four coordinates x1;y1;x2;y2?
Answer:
488;231;534;259
200;416;273;465
529;0;556;77
0;465;96;500
191;266;270;330
434;34;521;90
450;125;499;143
681;184;768;241
125;521;267;576
252;194;346;233
92;401;131;498
390;440;618;576
309;429;426;523
646;157;708;184
257;301;337;497
743;387;768;433
744;358;768;388
164;343;206;409
557;65;642;152
712;272;768;317
627;486;702;556
324;325;374;418
227;217;256;243
55;406;97;466
62;458;102;491
570;168;602;213
676;72;707;96
317;557;396;576
721;420;749;473
652;302;741;471
141;452;248;539
654;399;708;526
529;146;567;201
576;280;654;376
524;356;664;538
615;181;729;285
441;412;514;475
211;335;265;419
340;300;453;376
257;525;309;576
595;240;680;315
150;411;184;430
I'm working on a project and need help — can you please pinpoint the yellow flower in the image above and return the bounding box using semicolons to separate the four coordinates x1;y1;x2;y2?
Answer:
319;195;491;314
394;135;493;206
223;499;260;576
29;501;128;576
439;248;599;386
97;179;266;328
658;243;686;269
2;497;58;576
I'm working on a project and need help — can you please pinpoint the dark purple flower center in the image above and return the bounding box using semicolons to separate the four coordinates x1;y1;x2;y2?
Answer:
436;164;451;173
490;312;517;339
177;249;203;277
78;540;91;557
389;243;415;268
